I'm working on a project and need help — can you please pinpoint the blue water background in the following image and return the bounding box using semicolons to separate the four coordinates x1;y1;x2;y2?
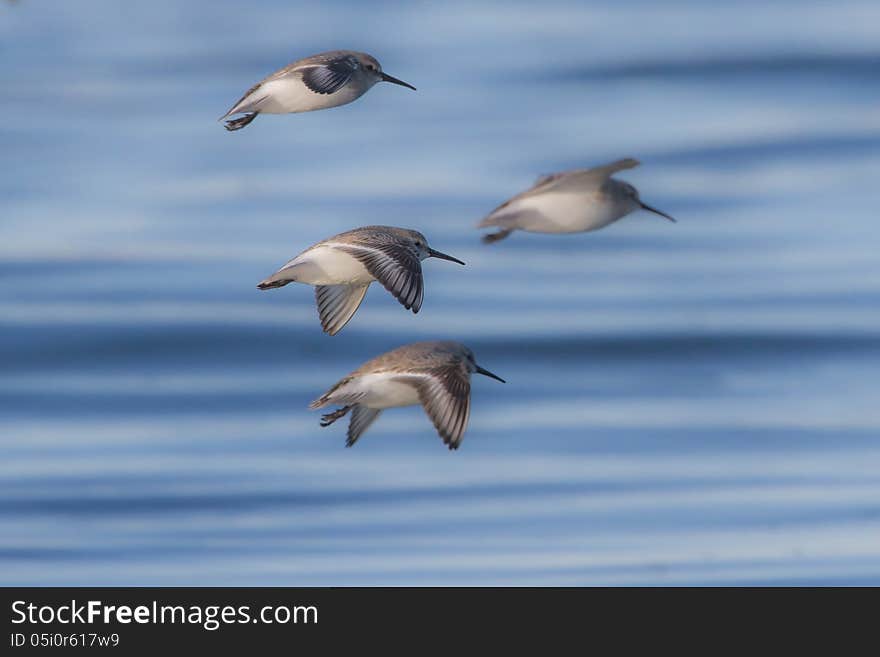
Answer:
2;0;880;585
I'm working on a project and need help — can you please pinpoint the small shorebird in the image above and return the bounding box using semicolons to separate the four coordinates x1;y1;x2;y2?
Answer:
311;341;505;449
477;158;675;244
220;50;416;131
257;226;464;336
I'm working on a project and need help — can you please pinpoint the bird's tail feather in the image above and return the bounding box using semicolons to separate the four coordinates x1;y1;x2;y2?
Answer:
257;265;300;290
309;377;358;410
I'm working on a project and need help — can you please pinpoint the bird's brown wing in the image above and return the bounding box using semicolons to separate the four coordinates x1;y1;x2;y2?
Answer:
338;242;424;313
395;367;471;450
299;55;360;95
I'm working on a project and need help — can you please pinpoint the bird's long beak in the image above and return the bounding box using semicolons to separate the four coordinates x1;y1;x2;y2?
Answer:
640;201;676;223
427;247;465;265
381;72;417;91
475;365;506;383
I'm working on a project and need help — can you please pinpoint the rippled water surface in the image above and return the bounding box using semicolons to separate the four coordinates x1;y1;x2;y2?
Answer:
2;0;880;585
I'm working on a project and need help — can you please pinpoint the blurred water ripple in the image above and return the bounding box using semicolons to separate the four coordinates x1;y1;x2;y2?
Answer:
1;0;879;585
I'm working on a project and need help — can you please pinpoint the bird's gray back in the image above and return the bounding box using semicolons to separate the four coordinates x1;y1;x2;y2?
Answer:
353;341;467;376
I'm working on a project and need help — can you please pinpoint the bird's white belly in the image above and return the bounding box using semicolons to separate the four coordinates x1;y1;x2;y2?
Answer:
258;78;365;114
518;192;626;233
353;373;421;409
283;245;373;286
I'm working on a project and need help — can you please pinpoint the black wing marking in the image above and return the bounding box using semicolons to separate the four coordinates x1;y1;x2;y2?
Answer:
339;243;424;313
301;56;359;95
